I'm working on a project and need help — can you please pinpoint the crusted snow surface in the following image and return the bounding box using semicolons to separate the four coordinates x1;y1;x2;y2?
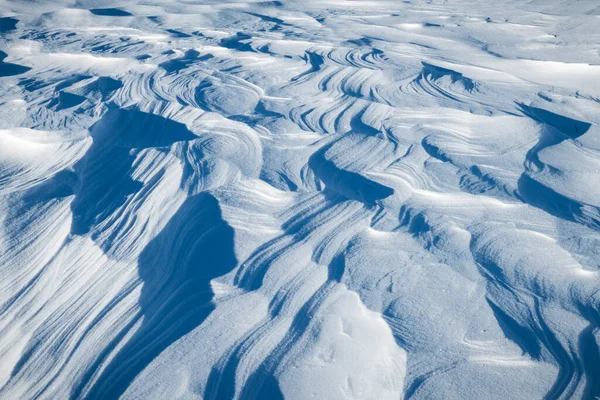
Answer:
1;0;599;399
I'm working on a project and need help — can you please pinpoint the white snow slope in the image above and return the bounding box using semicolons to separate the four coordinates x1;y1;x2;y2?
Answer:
1;0;600;399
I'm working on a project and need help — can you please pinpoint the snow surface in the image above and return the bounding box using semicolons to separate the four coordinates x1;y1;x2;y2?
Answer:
0;0;599;398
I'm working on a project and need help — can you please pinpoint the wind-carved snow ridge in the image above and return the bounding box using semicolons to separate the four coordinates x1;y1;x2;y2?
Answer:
0;0;599;399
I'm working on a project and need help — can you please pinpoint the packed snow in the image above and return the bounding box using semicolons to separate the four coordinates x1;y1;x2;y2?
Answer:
0;0;599;398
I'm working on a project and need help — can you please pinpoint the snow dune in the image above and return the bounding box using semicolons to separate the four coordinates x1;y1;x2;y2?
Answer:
0;0;599;398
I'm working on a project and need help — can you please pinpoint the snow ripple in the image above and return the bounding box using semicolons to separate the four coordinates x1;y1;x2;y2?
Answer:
0;0;599;399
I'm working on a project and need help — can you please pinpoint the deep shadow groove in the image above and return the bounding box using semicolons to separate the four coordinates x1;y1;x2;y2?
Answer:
0;50;31;77
0;17;18;34
159;49;201;73
487;299;542;359
89;8;133;17
470;236;579;400
47;91;86;111
349;107;380;136
84;193;237;399
308;143;393;206
219;33;254;52
292;50;324;82
420;62;477;92
536;299;580;400
517;174;600;231
70;107;197;240
518;104;590;139
578;323;600;399
516;103;598;230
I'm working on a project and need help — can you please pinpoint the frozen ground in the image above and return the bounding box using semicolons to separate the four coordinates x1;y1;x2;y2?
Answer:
0;0;600;398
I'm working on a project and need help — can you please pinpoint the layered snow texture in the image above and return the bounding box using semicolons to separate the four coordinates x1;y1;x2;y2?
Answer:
1;0;600;399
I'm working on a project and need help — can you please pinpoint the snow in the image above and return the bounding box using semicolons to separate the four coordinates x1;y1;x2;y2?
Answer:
0;0;599;398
